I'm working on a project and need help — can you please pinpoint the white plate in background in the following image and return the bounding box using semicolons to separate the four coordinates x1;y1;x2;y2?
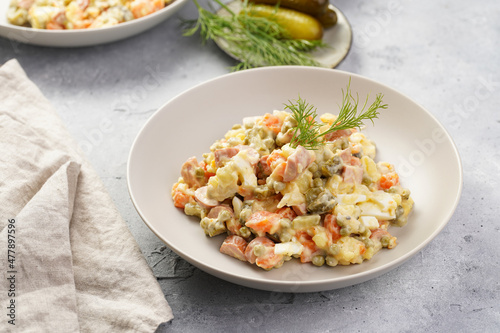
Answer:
0;0;189;47
127;66;462;292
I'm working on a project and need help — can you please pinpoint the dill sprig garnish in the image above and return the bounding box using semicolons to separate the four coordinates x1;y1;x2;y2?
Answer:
286;79;388;149
183;0;328;71
285;96;321;149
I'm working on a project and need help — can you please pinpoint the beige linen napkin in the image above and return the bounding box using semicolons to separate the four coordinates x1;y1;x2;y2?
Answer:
0;59;173;332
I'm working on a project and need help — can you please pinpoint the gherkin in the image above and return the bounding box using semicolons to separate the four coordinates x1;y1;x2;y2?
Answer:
306;187;337;214
320;155;343;177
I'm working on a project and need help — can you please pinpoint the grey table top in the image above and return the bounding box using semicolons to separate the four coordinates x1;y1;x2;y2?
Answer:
1;0;499;332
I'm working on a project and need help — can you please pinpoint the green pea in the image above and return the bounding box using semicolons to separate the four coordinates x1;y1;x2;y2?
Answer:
340;226;351;236
253;244;266;257
239;227;251;238
362;174;372;186
328;244;340;255
380;235;391;247
396;205;404;218
357;236;373;248
195;167;205;179
313;177;324;188
312;255;325;267
326;256;338;267
254;185;272;199
308;162;319;173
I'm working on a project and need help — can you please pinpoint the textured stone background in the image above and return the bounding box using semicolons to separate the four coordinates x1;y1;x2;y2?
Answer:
1;0;499;332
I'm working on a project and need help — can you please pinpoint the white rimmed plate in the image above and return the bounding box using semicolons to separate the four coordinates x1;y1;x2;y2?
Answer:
0;0;189;47
127;66;462;293
215;1;352;68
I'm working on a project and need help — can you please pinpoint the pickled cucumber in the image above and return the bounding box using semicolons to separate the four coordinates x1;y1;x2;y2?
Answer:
246;4;323;40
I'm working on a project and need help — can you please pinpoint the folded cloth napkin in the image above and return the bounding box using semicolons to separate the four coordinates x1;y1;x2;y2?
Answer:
0;59;173;332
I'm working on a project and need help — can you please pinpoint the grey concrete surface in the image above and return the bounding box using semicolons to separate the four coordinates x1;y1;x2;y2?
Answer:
1;0;499;332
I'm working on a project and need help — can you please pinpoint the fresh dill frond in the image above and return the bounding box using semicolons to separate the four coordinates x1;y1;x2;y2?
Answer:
284;97;321;150
182;0;232;43
318;79;388;136
288;79;388;149
184;0;328;71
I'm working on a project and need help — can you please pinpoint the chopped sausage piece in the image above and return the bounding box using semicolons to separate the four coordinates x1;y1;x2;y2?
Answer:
349;156;362;166
208;205;234;219
194;186;219;209
283;145;315;182
275;207;297;220
181;157;205;188
324;129;353;141
208;205;243;235
238;145;261;167
214;147;240;167
292;203;307;216
343;165;363;184
370;228;390;241
337;148;352;163
220;235;248;261
257;155;273;178
244;237;284;270
370;228;397;249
